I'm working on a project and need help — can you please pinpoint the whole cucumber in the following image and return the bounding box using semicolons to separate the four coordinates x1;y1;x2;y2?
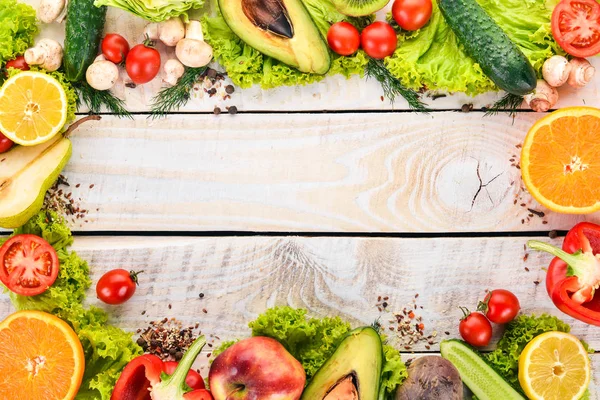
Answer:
63;0;107;82
438;0;537;96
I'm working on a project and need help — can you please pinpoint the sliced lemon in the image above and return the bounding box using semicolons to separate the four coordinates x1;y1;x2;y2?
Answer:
519;331;590;400
0;71;67;146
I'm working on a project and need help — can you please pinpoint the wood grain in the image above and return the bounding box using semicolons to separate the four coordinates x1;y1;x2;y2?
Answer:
28;0;600;112
3;112;593;233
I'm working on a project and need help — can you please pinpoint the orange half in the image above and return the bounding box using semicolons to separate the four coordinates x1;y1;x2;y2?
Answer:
521;107;600;214
0;310;85;400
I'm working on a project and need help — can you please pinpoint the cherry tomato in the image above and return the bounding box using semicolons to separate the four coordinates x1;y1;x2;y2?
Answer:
183;390;214;400
96;269;142;305
458;309;492;347
361;22;398;59
0;132;13;153
126;43;161;84
102;33;130;64
552;0;600;57
162;361;206;390
392;0;432;31
327;22;361;56
0;234;59;296
479;289;520;324
5;56;29;72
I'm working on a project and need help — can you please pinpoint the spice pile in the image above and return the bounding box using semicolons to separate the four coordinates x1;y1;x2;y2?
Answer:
43;175;92;225
136;318;201;361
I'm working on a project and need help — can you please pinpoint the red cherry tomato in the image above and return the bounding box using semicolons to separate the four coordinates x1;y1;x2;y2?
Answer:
162;361;205;390
552;0;600;57
458;310;492;347
480;289;520;324
96;269;142;305
361;21;398;59
0;132;13;153
126;43;161;84
102;33;130;64
5;56;29;72
183;390;214;400
327;22;361;56
0;234;59;296
392;0;432;31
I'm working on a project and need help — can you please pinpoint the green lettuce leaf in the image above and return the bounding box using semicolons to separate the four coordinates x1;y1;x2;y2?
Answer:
0;0;37;72
386;0;562;95
380;344;408;399
93;0;205;22
202;0;370;89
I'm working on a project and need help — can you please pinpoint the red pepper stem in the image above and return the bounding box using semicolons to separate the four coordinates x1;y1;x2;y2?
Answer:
528;240;585;271
161;336;206;389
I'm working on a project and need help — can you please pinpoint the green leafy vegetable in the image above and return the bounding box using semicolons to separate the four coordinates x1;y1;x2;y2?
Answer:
380;344;408;399
202;0;371;89
93;0;205;22
2;211;142;400
386;0;562;95
0;0;37;77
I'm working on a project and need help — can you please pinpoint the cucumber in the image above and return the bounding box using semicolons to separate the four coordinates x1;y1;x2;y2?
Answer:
63;0;107;82
440;340;525;400
438;0;536;96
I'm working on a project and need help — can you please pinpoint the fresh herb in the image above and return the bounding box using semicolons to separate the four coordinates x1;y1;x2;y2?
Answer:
75;82;132;119
150;66;207;117
365;58;428;112
485;93;524;117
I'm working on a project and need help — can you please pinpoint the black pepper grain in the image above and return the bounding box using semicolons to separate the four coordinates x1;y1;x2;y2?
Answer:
225;85;235;94
228;106;238;115
213;107;221;115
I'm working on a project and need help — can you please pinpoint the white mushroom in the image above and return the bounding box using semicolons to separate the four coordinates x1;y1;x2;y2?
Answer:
144;17;185;47
542;55;571;87
24;39;63;71
524;80;559;112
86;60;119;91
163;59;185;86
38;0;67;23
175;20;213;68
567;58;595;88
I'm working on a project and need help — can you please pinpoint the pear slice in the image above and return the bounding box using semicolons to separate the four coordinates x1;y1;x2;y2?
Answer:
0;136;72;229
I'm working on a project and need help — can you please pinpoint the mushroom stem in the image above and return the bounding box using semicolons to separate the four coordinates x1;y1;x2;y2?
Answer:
542;55;571;87
185;20;204;41
567;58;595;88
38;0;66;23
24;39;63;71
163;59;185;86
524;80;559;112
175;20;213;68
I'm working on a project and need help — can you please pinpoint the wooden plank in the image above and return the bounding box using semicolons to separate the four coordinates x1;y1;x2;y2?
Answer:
1;235;599;394
28;1;600;112
4;112;595;233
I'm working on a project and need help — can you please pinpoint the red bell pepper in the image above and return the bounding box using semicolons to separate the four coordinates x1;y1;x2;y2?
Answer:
111;336;214;400
528;222;600;326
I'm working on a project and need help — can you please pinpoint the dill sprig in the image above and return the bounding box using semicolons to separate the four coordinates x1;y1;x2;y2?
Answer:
365;58;428;112
150;66;207;118
485;93;524;117
75;82;132;119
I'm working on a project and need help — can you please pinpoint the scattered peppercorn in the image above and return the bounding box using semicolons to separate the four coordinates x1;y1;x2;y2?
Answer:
213;107;221;115
136;319;201;362
228;106;238;115
225;85;235;94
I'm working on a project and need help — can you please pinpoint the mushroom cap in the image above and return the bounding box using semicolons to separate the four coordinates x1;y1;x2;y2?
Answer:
542;55;571;87
86;60;119;91
175;39;213;68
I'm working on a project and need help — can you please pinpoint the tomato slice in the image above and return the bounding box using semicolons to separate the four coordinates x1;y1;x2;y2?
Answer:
552;0;600;57
0;234;59;296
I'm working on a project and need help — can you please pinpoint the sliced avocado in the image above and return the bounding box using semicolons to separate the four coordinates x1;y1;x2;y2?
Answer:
301;326;383;400
218;0;331;74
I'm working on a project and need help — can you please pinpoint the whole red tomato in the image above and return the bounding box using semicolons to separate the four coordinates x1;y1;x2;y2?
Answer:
392;0;432;31
162;361;205;390
459;309;492;347
102;33;130;64
552;0;600;57
5;56;29;72
0;132;13;153
479;289;520;324
96;269;142;305
0;234;59;296
126;43;161;84
327;22;361;56
361;21;398;59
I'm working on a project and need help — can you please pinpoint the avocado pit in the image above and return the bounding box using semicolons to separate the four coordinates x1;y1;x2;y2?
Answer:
242;0;294;38
323;374;359;400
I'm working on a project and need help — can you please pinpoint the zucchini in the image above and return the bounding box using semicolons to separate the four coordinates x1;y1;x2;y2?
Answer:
438;0;536;96
440;340;525;400
63;0;107;82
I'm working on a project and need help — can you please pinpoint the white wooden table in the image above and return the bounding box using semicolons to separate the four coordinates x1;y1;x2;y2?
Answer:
2;2;600;397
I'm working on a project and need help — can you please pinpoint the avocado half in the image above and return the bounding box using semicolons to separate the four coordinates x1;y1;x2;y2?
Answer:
218;0;331;74
301;326;383;400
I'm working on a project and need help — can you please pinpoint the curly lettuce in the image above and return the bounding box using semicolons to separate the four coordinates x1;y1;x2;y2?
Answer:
202;0;371;89
0;0;37;72
386;0;563;95
93;0;205;22
2;211;142;400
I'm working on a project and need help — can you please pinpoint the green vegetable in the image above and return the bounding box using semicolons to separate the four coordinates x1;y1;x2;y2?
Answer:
93;0;204;22
0;0;37;83
202;0;371;89
1;211;142;400
64;0;107;82
440;339;525;400
386;0;562;96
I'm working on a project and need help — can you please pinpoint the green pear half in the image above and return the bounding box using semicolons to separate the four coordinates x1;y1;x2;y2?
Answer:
0;136;72;229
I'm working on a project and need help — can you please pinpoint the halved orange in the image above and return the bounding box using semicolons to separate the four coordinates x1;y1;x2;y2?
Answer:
521;107;600;214
0;71;67;146
0;310;85;400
